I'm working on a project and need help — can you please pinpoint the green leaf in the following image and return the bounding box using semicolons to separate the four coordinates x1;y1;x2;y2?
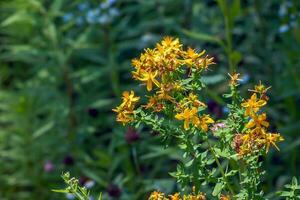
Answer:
185;159;194;167
52;189;69;193
1;11;35;27
33;121;54;139
91;99;113;109
97;193;102;200
230;0;241;19
230;51;242;67
182;29;223;45
216;0;226;15
292;177;298;186
212;182;223;196
202;74;225;85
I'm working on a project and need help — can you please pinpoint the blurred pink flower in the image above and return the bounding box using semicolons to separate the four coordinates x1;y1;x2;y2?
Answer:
211;122;226;132
44;161;54;172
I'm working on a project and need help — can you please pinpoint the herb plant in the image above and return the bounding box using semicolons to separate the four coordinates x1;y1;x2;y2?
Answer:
113;37;285;200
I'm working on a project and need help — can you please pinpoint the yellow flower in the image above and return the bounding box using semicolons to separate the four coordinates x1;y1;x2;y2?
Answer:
183;193;206;200
182;48;201;66
228;72;241;86
249;81;271;94
187;93;206;108
156;86;174;102
112;90;139;125
264;132;284;153
148;191;165;200
241;93;266;116
175;107;199;130
245;113;269;129
115;110;134;125
158;36;182;52
137;70;160;91
169;193;181;200
196;55;215;70
120;90;140;108
220;194;230;200
196;114;215;132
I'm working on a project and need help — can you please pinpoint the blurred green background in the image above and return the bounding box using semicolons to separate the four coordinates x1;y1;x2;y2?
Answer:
0;0;299;199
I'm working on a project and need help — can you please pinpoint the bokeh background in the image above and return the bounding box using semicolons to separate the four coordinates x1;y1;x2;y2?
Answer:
0;0;299;199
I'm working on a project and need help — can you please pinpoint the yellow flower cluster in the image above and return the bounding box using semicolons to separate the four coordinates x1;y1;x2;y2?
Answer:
235;82;284;155
112;91;140;124
114;37;215;130
147;191;206;200
133;37;214;131
220;195;231;200
132;37;214;92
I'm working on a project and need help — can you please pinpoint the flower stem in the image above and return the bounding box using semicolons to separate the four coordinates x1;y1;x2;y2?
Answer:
206;138;235;197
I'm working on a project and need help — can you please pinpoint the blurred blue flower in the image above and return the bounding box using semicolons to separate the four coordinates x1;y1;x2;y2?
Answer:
279;24;289;33
76;16;84;26
109;8;120;17
222;107;229;114
108;0;117;5
84;180;95;189
86;9;100;24
100;2;110;9
239;74;250;84
63;13;74;22
290;21;297;28
100;0;116;9
66;193;75;200
78;2;89;11
141;33;154;42
98;14;110;24
278;4;287;18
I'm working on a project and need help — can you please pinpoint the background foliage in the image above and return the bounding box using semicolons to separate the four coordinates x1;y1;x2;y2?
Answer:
0;0;299;199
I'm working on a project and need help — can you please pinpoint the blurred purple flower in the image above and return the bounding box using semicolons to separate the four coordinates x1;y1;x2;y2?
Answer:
207;100;223;118
107;184;122;198
79;176;89;186
125;127;140;144
63;155;75;166
44;161;54;172
88;108;99;118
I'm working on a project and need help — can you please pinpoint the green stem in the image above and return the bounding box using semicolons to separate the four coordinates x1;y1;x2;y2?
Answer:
224;15;234;73
217;0;235;73
206;138;235;197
